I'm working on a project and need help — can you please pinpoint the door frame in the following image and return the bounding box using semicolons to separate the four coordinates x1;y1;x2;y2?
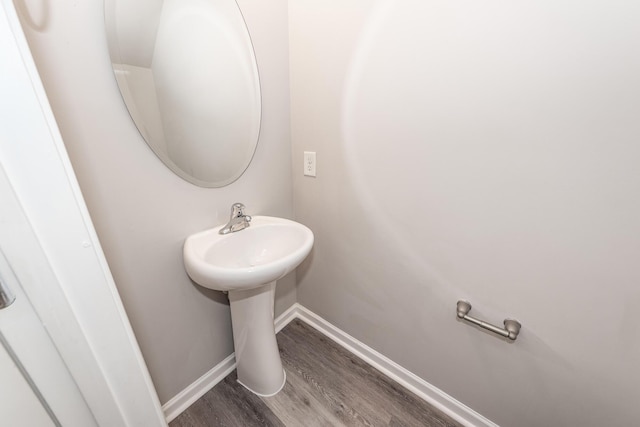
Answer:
0;2;166;425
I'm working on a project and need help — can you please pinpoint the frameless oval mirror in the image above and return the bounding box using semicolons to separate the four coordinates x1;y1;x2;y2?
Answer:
104;0;261;187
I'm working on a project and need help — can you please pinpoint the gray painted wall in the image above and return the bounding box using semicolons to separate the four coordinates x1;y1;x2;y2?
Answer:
16;0;640;424
290;1;640;426
15;0;294;404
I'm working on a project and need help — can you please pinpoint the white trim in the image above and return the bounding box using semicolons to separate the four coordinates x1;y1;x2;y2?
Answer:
292;304;497;427
165;303;496;427
161;303;301;422
162;354;237;423
161;303;298;422
274;302;300;333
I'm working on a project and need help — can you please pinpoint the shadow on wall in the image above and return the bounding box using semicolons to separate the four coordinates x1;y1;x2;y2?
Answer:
190;279;230;306
298;0;640;424
295;246;314;285
13;0;50;32
339;0;464;326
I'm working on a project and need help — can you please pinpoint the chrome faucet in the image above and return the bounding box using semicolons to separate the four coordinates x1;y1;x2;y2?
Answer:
219;203;252;234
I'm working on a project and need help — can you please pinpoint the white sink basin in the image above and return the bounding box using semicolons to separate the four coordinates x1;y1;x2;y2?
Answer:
183;216;314;291
183;214;314;396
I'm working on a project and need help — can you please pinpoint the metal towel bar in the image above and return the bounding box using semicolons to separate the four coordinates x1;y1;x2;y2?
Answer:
456;300;521;341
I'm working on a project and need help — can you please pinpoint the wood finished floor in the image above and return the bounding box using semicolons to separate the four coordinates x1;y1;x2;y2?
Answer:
170;319;462;427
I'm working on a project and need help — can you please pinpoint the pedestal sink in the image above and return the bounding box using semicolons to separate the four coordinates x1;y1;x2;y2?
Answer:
183;216;313;396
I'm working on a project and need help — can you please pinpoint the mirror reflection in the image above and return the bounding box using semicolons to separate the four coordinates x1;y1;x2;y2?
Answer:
104;0;261;187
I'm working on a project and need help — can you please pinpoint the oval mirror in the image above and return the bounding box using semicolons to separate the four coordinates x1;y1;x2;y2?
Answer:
104;0;261;187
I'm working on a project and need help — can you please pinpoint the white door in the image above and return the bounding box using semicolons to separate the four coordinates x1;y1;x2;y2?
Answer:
0;1;166;426
0;165;98;427
0;342;57;427
0;2;97;423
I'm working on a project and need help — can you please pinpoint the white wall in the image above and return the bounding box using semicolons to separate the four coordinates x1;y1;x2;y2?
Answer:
14;0;294;404
290;1;640;426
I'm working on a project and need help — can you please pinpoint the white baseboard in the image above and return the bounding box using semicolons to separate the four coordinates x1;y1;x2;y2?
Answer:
292;304;497;427
163;303;496;427
162;353;236;423
161;304;299;422
274;302;300;333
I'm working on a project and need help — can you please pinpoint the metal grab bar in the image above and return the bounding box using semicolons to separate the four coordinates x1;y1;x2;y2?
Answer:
456;300;521;341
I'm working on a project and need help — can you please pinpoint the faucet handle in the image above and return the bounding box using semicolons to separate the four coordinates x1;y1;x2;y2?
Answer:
231;202;246;218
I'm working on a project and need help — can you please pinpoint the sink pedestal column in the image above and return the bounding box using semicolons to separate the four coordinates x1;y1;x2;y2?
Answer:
228;281;285;396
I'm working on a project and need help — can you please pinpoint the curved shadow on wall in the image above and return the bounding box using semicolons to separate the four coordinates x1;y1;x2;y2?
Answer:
339;0;463;315
13;0;50;32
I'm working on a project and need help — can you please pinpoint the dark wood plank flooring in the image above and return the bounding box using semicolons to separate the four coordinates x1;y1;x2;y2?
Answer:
170;319;462;427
